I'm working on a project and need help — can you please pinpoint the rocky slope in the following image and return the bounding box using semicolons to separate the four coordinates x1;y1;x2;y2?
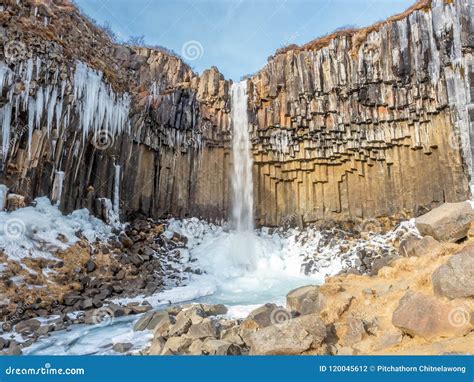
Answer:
0;0;472;226
1;200;472;355
138;202;474;356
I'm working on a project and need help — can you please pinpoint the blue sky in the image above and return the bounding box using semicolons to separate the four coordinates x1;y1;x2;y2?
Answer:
74;0;415;80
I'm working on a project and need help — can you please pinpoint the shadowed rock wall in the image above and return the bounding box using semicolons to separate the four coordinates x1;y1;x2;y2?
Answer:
0;0;231;222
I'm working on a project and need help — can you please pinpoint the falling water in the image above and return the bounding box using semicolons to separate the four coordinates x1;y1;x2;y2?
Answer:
230;81;254;232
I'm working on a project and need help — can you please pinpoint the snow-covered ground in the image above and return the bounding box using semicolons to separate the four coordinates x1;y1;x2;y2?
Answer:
0;198;418;355
115;217;415;308
0;196;112;264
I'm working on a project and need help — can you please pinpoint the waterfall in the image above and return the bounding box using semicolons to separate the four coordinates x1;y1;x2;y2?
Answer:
51;171;65;206
230;81;254;232
113;164;121;214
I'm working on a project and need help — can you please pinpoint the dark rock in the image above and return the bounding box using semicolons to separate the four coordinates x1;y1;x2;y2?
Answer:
112;342;133;353
85;260;96;273
15;318;41;334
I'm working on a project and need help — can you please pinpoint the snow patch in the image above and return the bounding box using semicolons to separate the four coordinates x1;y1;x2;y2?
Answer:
0;196;112;262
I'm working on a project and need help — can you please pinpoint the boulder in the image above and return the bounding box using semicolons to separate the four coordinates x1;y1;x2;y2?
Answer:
186;319;217;340
336;346;356;355
6;194;25;211
415;202;474;242
63;294;82;306
220;325;244;346
286;285;322;315
201;304;228;316
241;303;278;329
432;246;474;299
392;291;472;340
148;337;165;355
188;339;204;355
128;304;152;315
147;311;171;330
37;325;53;336
3;342;22;355
340;316;366;346
247;313;326;355
15;319;41;334
133;312;154;331
372;330;403;352
202;339;241;355
168;307;205;337
106;303;127;318
112;342;132;353
163;336;192;354
134;311;170;331
0;338;8;350
399;235;441;257
153;316;173;338
85;260;96;272
370;255;400;275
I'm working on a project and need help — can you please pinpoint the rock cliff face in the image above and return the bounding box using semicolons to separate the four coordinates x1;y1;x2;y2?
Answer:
248;0;473;226
0;0;231;222
0;0;472;226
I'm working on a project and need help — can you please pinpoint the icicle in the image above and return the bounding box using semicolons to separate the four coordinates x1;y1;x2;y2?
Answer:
51;171;65;206
60;79;66;98
47;87;58;134
113;164;120;214
73;61;130;141
0;62;12;92
1;104;12;159
35;57;42;80
55;97;63;131
44;85;51;108
23;59;34;109
0;184;8;211
35;87;44;129
98;198;121;228
27;97;36;158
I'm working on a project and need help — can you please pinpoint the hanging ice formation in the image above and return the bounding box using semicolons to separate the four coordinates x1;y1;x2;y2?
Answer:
0;59;131;163
113;164;121;214
51;171;65;206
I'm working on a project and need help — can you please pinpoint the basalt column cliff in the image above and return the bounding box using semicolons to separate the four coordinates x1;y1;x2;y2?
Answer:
0;0;473;226
248;0;473;226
